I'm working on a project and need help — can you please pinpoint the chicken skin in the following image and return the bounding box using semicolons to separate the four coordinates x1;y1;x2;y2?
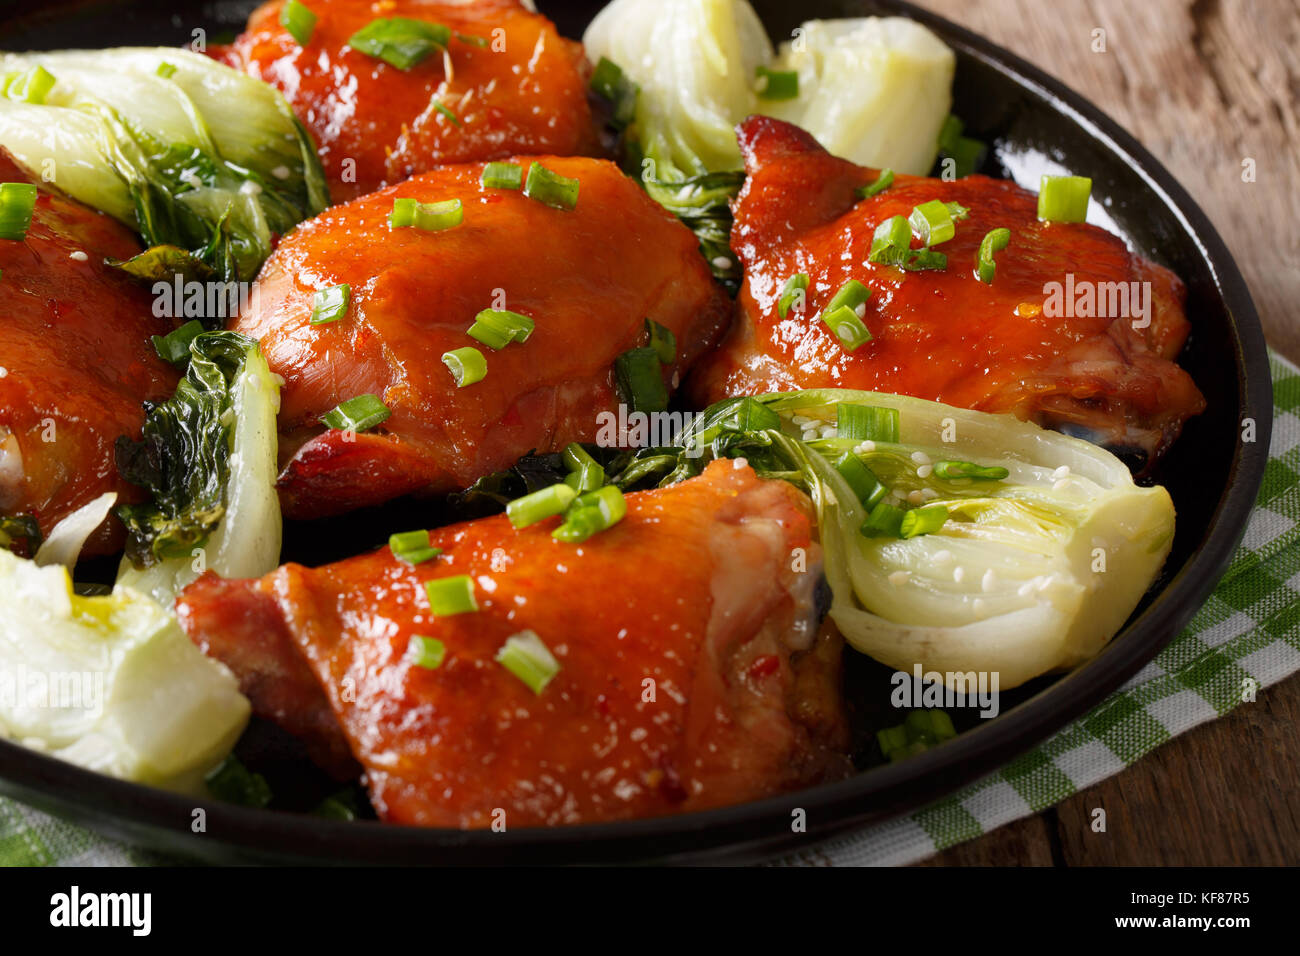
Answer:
177;460;851;827
235;155;731;519
222;0;602;202
690;116;1205;470
0;149;179;556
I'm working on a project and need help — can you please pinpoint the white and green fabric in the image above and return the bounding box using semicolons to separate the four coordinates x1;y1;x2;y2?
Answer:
4;353;1300;868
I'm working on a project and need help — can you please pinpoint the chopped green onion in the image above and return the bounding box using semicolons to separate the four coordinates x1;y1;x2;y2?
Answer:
937;114;964;155
469;309;533;350
861;500;905;538
408;635;446;670
1037;175;1092;223
946;202;971;222
614;346;668;413
155;62;177;79
879;709;957;761
347;17;450;70
838;404;899;442
645;318;676;364
425;574;478;616
150;319;204;364
481;162;522;190
412;198;463;232
312;789;360;820
309;283;350;325
975;227;1011;284
522;162;579;211
320;394;391;432
932;460;1010;480
589;57;638;128
827;278;874;314
456;32;488;48
856;168;894;201
389;197;417;228
904;248;947;271
562;442;605;493
834;453;886;509
937;115;986;177
719;396;781;434
507;483;577;528
868;215;911;265
819;304;873;351
909;199;956;246
280;0;317;46
204;755;272;807
8;66;55;104
777;273;809;318
0;182;38;240
442;346;487;387
434;102;462;127
554;486;626;542
900;504;948;538
496;630;560;694
755;66;798;100
389;529;442;565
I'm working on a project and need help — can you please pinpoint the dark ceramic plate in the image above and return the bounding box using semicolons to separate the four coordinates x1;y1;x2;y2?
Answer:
0;0;1270;864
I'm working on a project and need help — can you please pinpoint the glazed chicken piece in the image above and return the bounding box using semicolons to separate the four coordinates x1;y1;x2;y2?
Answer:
0;148;179;556
236;155;730;519
689;116;1206;470
222;0;602;202
177;460;851;826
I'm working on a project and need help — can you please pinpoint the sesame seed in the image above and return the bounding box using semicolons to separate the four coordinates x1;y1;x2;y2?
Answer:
982;568;998;592
888;570;911;587
953;566;965;583
911;451;931;465
69;250;88;262
916;464;933;479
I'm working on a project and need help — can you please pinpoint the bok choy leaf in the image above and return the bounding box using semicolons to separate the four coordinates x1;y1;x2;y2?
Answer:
0;48;328;282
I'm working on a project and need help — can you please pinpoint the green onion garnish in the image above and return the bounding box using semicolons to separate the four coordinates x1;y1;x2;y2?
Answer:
434;102;462;127
470;308;534;349
0;182;38;240
879;709;957;761
408;635;446;670
645;318;676;364
522;162;579;211
347;17;451;70
389;529;442;565
932;460;1010;480
900;504;948;539
1037;175;1092;223
562;442;605;494
820;305;873;351
408;198;463;231
425;574;478;616
8;66;55;104
389;197;417;228
937;114;964;155
777;273;809;318
856;168;894;201
868;215;911;265
937;115;986;178
204;755;272;808
150;319;204;364
320;394;391;432
554;485;626;543
309;283;350;325
947;202;971;222
481;162;523;190
442;346;486;387
507;482;577;529
909;199;956;246
905;248;947;271
755;66;798;100
155;62;177;79
456;32;488;47
834;453;886;509
827;278;874;314
496;630;560;694
975;227;1011;284
719;396;781;434
280;0;317;46
838;403;899;442
861;500;905;538
589;57;638;128
614;346;668;413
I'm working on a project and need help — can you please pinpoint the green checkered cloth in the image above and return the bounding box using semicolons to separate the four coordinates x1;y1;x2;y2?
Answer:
4;353;1299;867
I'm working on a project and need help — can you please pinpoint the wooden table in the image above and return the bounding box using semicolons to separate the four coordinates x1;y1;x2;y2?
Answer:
906;0;1300;865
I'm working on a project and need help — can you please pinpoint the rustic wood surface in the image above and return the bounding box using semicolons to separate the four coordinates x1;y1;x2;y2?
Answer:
908;0;1300;866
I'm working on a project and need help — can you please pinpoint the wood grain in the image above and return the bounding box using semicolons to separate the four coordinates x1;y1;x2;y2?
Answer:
906;0;1300;866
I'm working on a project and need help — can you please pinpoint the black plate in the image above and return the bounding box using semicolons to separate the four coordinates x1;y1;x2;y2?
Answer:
0;0;1271;864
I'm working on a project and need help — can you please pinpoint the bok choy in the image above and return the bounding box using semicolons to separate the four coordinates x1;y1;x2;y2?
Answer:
0;48;329;281
115;331;281;607
594;390;1175;690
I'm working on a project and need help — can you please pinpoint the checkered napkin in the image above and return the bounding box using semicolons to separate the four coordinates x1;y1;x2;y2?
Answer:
4;352;1299;867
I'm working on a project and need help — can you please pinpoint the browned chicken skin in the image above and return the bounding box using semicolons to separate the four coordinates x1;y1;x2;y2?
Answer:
177;460;851;827
234;154;731;519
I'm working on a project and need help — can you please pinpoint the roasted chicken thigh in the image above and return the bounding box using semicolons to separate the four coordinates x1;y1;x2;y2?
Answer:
689;116;1205;470
177;460;851;827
